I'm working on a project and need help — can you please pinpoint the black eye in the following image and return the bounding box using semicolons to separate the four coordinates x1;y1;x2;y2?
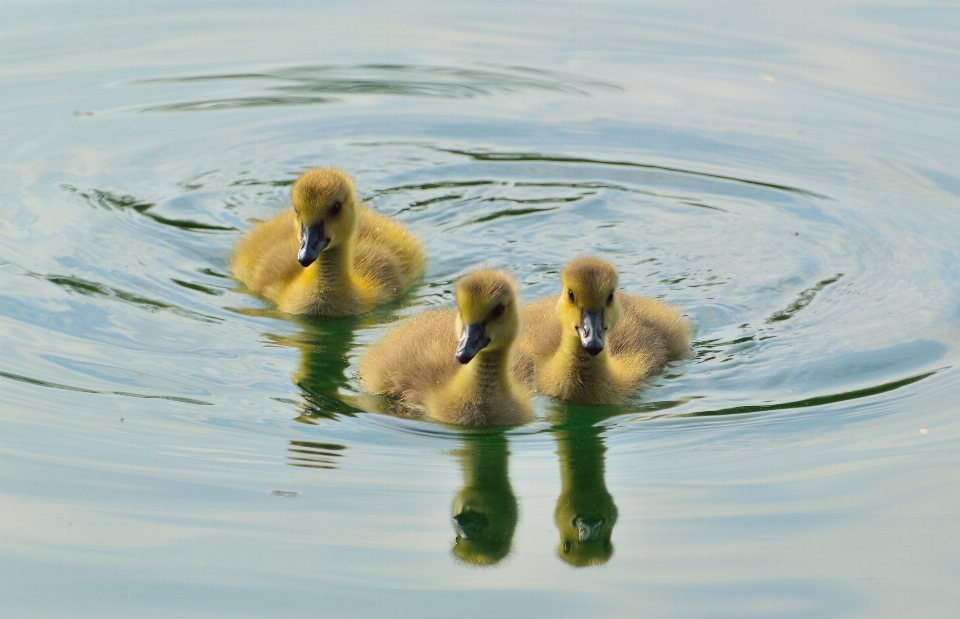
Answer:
567;289;575;303
491;304;504;319
330;202;342;216
607;292;614;305
563;540;572;553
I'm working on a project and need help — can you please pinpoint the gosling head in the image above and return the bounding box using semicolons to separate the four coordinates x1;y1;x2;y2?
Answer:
453;270;520;364
291;168;359;267
556;257;622;356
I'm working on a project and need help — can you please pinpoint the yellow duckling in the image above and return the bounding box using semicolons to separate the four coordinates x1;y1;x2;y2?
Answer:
517;257;691;405
359;270;531;426
232;168;425;316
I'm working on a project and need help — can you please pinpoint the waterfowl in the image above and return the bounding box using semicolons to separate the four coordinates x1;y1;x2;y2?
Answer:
359;270;531;426
232;168;425;316
517;257;691;405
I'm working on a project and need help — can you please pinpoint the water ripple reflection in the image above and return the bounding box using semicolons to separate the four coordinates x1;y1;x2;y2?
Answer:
128;64;621;112
0;370;213;406
3;4;960;613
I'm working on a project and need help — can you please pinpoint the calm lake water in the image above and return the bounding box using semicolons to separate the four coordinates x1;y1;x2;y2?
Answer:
2;2;959;617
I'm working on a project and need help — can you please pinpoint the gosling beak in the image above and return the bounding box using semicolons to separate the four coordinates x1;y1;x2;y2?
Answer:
298;223;329;267
578;310;605;356
455;323;490;364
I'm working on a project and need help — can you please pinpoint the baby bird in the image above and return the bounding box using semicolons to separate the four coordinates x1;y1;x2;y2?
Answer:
359;270;531;426
516;257;691;405
232;168;425;316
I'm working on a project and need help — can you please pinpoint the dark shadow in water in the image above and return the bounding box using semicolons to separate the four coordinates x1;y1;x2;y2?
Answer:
684;368;939;418
171;278;225;296
374;179;498;196
550;408;619;567
467;206;559;225
129;64;621;112
766;274;843;323
0;370;212;406
8;258;223;324
287;440;347;470
273;314;370;424
434;148;829;199
42;273;221;324
143;95;336;112
279;315;365;468
451;432;518;567
62;185;235;232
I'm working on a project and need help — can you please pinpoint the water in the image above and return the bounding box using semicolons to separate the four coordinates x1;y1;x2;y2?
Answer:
2;2;959;617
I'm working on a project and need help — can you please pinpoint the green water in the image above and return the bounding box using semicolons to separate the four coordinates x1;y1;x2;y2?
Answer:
2;2;959;617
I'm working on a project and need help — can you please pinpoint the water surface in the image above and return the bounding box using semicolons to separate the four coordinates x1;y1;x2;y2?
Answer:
2;2;959;618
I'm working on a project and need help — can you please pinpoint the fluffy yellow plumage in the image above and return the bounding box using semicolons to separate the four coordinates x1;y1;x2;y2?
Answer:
516;257;692;405
359;270;531;426
232;168;425;316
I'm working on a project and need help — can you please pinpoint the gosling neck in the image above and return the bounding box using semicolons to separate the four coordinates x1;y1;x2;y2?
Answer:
309;231;359;292
548;327;611;384
452;343;516;401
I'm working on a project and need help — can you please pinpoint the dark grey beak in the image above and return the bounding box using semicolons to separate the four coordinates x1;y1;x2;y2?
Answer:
298;223;329;267
578;310;605;356
455;323;490;364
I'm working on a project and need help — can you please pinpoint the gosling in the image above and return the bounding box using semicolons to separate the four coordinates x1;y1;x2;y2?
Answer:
359;270;531;426
516;257;691;405
232;168;425;316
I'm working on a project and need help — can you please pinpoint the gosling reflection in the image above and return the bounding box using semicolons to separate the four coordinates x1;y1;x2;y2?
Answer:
281;314;366;422
554;416;618;566
451;434;518;566
288;440;347;469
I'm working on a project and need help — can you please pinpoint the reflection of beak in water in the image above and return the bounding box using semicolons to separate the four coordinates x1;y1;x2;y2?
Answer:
451;433;517;567
453;510;489;540
574;516;605;542
554;421;618;567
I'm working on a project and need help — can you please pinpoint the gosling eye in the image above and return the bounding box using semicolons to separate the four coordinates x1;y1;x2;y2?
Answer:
491;304;505;319
563;539;572;553
330;201;342;216
567;289;575;303
607;292;614;306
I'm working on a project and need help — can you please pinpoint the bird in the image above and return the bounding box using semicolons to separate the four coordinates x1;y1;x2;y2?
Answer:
516;257;691;405
232;168;425;316
359;269;531;426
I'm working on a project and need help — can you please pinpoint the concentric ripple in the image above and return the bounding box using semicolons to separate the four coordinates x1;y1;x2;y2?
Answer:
3;6;959;611
125;64;621;112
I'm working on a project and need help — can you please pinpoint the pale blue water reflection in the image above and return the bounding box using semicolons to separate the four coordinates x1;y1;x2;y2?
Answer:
2;2;959;618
